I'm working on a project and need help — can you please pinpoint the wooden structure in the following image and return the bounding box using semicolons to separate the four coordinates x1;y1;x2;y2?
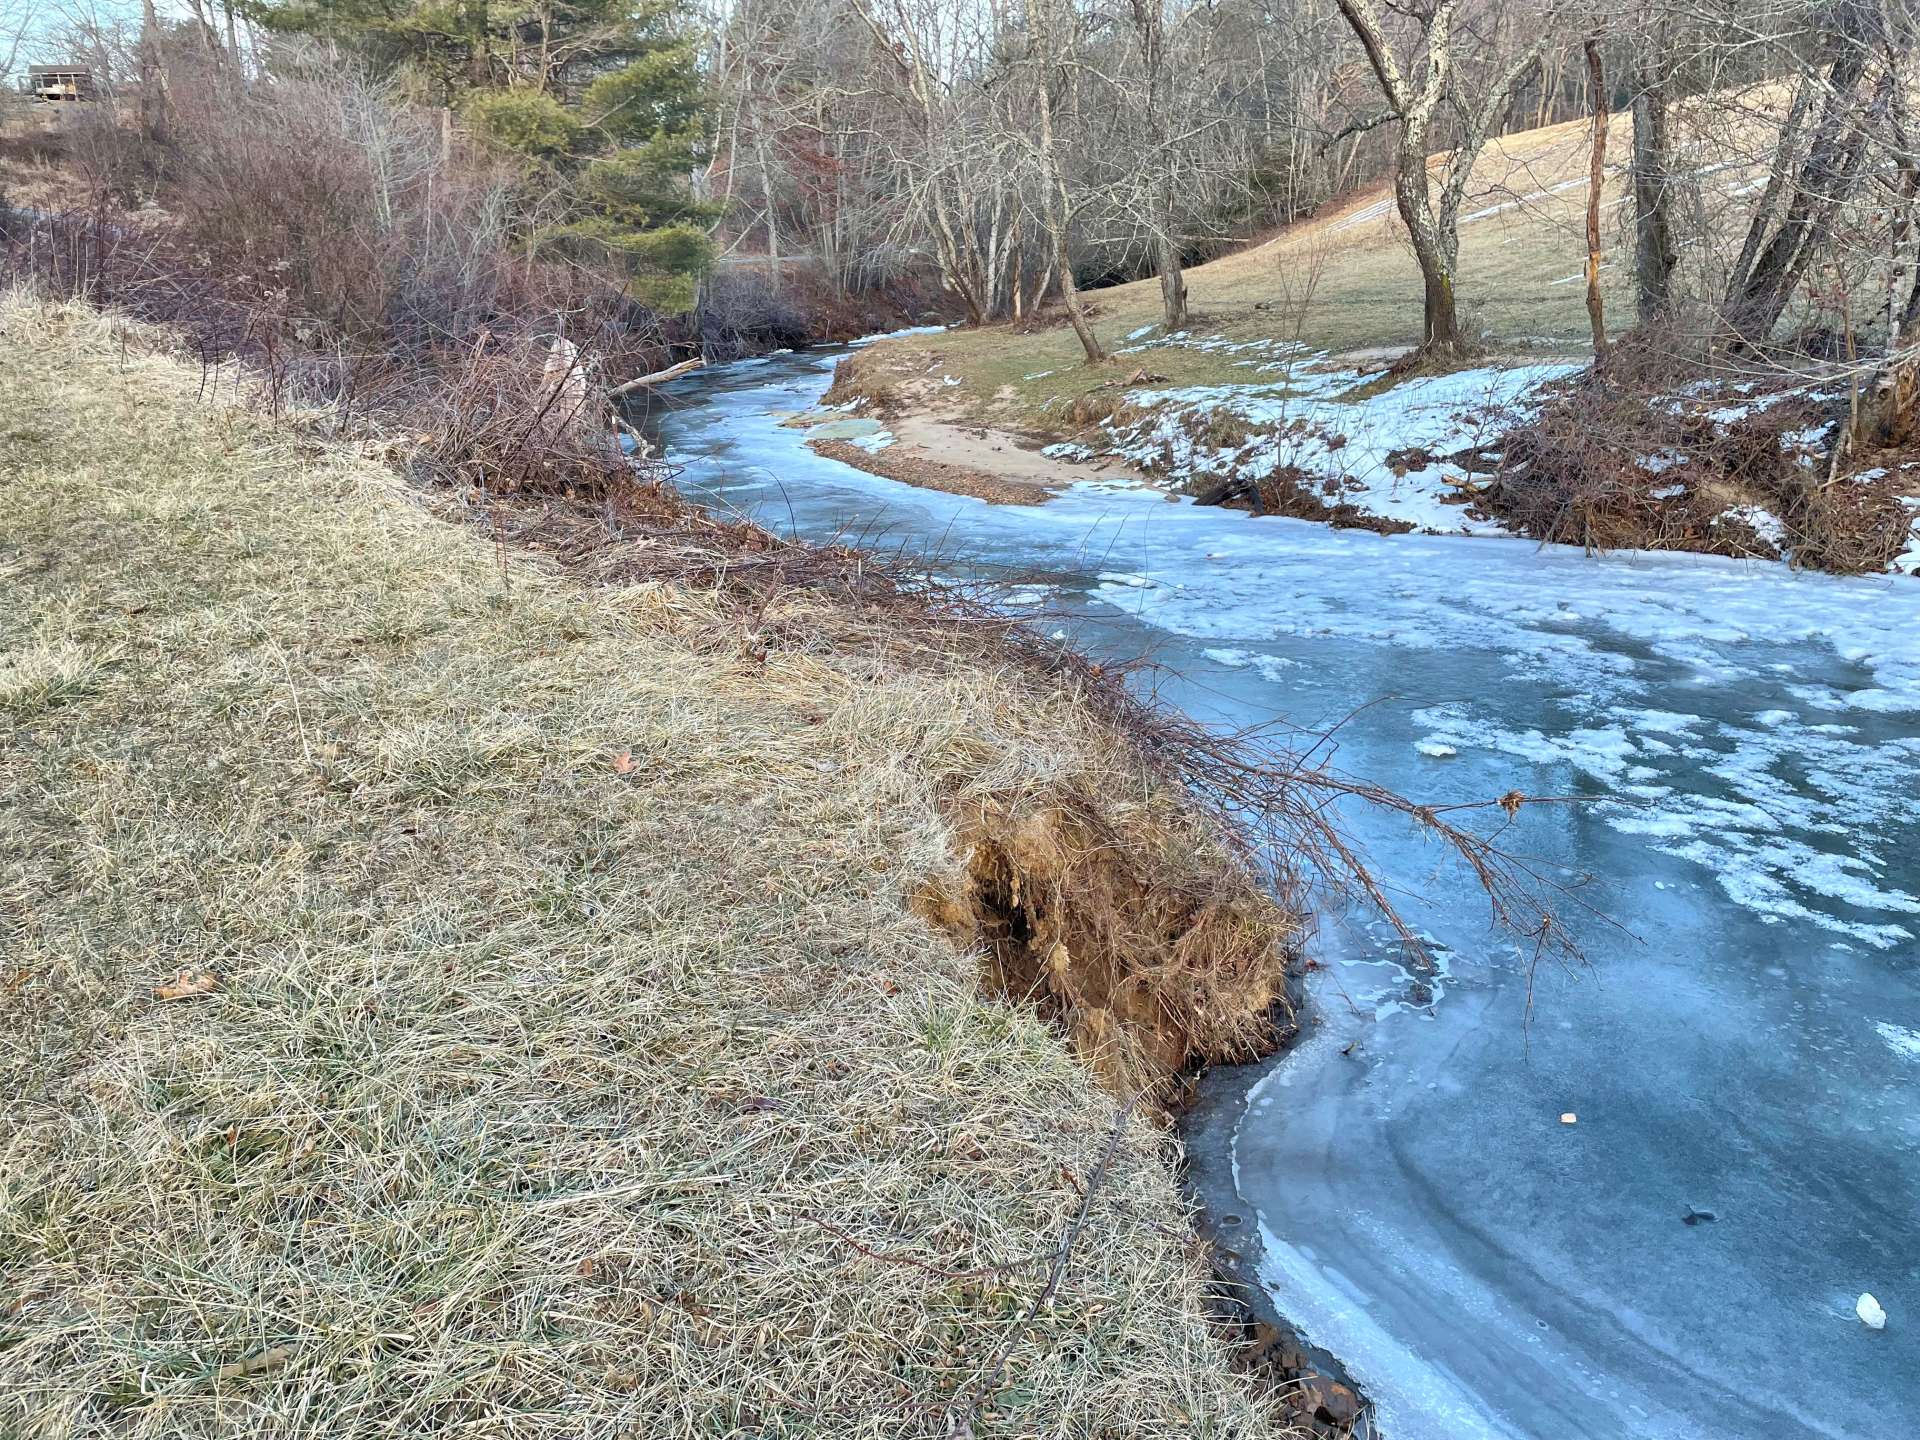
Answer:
26;66;96;103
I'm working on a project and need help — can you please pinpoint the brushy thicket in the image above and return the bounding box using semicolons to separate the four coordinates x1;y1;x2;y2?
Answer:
1490;335;1915;573
3;46;715;503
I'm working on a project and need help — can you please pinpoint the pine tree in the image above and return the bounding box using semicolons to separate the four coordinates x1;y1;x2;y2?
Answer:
253;0;717;309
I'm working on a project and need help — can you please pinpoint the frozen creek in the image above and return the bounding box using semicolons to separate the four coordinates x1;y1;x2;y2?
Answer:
651;344;1919;1439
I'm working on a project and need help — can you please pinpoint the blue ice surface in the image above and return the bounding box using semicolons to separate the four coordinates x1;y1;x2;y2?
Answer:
651;344;1920;1440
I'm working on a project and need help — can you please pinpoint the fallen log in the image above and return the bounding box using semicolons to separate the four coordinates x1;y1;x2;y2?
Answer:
1190;474;1255;507
609;357;707;397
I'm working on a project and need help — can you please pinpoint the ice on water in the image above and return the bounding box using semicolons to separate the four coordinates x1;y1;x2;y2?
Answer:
658;346;1920;1440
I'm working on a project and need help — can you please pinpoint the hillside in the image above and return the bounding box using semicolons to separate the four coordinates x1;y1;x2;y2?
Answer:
817;107;1919;574
839;113;1631;436
0;296;1305;1438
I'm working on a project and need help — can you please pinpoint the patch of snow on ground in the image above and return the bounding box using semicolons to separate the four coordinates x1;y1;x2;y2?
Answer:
1894;499;1920;575
1040;441;1095;461
1112;331;1312;373
1090;359;1575;536
1715;504;1788;549
1330;196;1394;231
1458;177;1586;224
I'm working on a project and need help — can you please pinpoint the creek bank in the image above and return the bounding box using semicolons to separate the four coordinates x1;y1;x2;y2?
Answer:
827;334;1920;573
661;335;1920;1440
1489;365;1920;573
779;400;1153;508
2;293;1319;1438
806;437;1056;506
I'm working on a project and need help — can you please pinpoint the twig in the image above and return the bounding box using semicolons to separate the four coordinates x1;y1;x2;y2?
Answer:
942;1092;1143;1439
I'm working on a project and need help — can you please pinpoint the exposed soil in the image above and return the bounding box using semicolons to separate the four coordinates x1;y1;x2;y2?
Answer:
916;804;1297;1094
815;353;1154;503
808;437;1056;506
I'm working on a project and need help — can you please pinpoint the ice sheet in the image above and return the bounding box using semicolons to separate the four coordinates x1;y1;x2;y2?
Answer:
654;344;1920;1440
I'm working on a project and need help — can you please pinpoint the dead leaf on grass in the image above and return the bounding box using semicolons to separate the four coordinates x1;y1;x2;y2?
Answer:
154;970;218;1002
611;750;635;775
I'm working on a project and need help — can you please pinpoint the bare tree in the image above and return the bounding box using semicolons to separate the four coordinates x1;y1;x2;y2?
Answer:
1628;8;1677;324
137;0;169;143
2;2;37;90
1125;0;1187;328
1330;0;1558;359
1019;0;1105;362
1583;31;1610;359
1721;0;1891;345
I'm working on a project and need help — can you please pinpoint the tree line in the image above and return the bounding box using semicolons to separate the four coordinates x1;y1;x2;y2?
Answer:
709;0;1920;396
15;0;1920;417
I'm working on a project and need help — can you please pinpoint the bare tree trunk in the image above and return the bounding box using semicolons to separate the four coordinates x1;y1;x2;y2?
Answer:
1128;0;1188;331
137;0;169;145
1416;247;1463;355
1335;0;1537;362
1157;230;1188;330
1010;223;1027;322
1583;35;1609;361
1030;4;1104;364
1630;22;1676;324
1392;149;1465;358
1724;44;1878;344
1861;305;1920;448
1056;231;1104;363
756;136;781;292
221;0;242;81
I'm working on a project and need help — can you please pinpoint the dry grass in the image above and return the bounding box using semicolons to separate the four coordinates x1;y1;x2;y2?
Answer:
841;114;1630;437
0;293;1301;1438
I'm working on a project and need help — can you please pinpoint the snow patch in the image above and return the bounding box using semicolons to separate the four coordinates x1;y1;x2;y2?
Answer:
1876;1022;1920;1060
1714;504;1788;550
1088;358;1574;537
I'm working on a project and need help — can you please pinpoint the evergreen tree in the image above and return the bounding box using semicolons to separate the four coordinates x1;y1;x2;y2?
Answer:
253;0;716;310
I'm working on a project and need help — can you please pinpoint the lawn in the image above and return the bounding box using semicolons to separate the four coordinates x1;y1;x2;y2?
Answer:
846;114;1638;436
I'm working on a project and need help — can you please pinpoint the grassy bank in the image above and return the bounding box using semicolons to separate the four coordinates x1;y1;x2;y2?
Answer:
0;296;1300;1437
834;115;1622;441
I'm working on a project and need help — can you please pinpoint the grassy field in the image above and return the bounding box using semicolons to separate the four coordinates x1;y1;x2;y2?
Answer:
843;114;1637;435
0;295;1299;1437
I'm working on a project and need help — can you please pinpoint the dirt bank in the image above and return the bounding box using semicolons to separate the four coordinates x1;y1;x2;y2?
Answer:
0;293;1311;1437
808;366;1153;505
807;437;1056;505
